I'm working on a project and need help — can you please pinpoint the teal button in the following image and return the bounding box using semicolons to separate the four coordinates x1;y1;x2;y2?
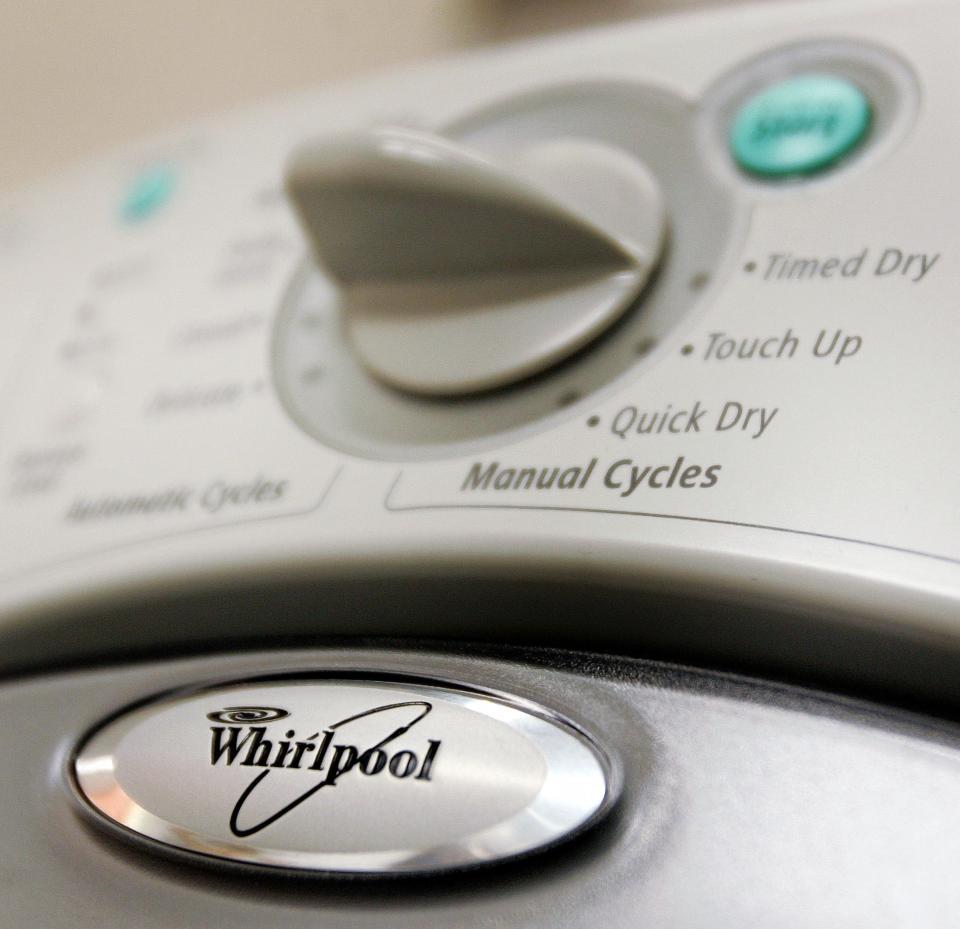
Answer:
730;74;871;178
120;165;176;223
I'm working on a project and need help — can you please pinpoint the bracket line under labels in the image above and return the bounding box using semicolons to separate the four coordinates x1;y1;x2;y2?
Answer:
5;467;344;583
383;471;960;567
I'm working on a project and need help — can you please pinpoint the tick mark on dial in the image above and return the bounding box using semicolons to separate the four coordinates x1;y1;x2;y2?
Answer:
634;337;656;357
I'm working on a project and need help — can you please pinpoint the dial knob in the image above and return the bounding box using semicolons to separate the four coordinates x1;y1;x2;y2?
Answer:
285;126;665;397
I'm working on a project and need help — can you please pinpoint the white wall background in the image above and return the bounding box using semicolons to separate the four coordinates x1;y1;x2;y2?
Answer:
0;0;775;191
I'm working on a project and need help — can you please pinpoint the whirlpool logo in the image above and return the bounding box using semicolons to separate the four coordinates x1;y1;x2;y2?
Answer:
206;702;442;837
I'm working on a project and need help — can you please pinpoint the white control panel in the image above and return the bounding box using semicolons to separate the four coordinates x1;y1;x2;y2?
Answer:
1;0;958;682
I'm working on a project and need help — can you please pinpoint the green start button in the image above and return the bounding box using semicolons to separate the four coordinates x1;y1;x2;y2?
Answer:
730;73;872;178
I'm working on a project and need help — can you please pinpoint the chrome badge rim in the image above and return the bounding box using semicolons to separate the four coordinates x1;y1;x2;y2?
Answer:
70;675;618;875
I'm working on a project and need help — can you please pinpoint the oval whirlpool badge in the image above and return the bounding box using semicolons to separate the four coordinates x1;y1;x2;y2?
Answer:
71;676;617;874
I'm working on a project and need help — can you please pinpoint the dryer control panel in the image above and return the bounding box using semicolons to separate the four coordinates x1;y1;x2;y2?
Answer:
1;0;957;694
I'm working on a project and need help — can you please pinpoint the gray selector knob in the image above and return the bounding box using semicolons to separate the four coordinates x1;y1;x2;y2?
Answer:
285;126;665;397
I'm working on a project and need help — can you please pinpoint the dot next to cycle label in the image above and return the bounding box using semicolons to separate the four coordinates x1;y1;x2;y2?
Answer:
750;248;940;284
